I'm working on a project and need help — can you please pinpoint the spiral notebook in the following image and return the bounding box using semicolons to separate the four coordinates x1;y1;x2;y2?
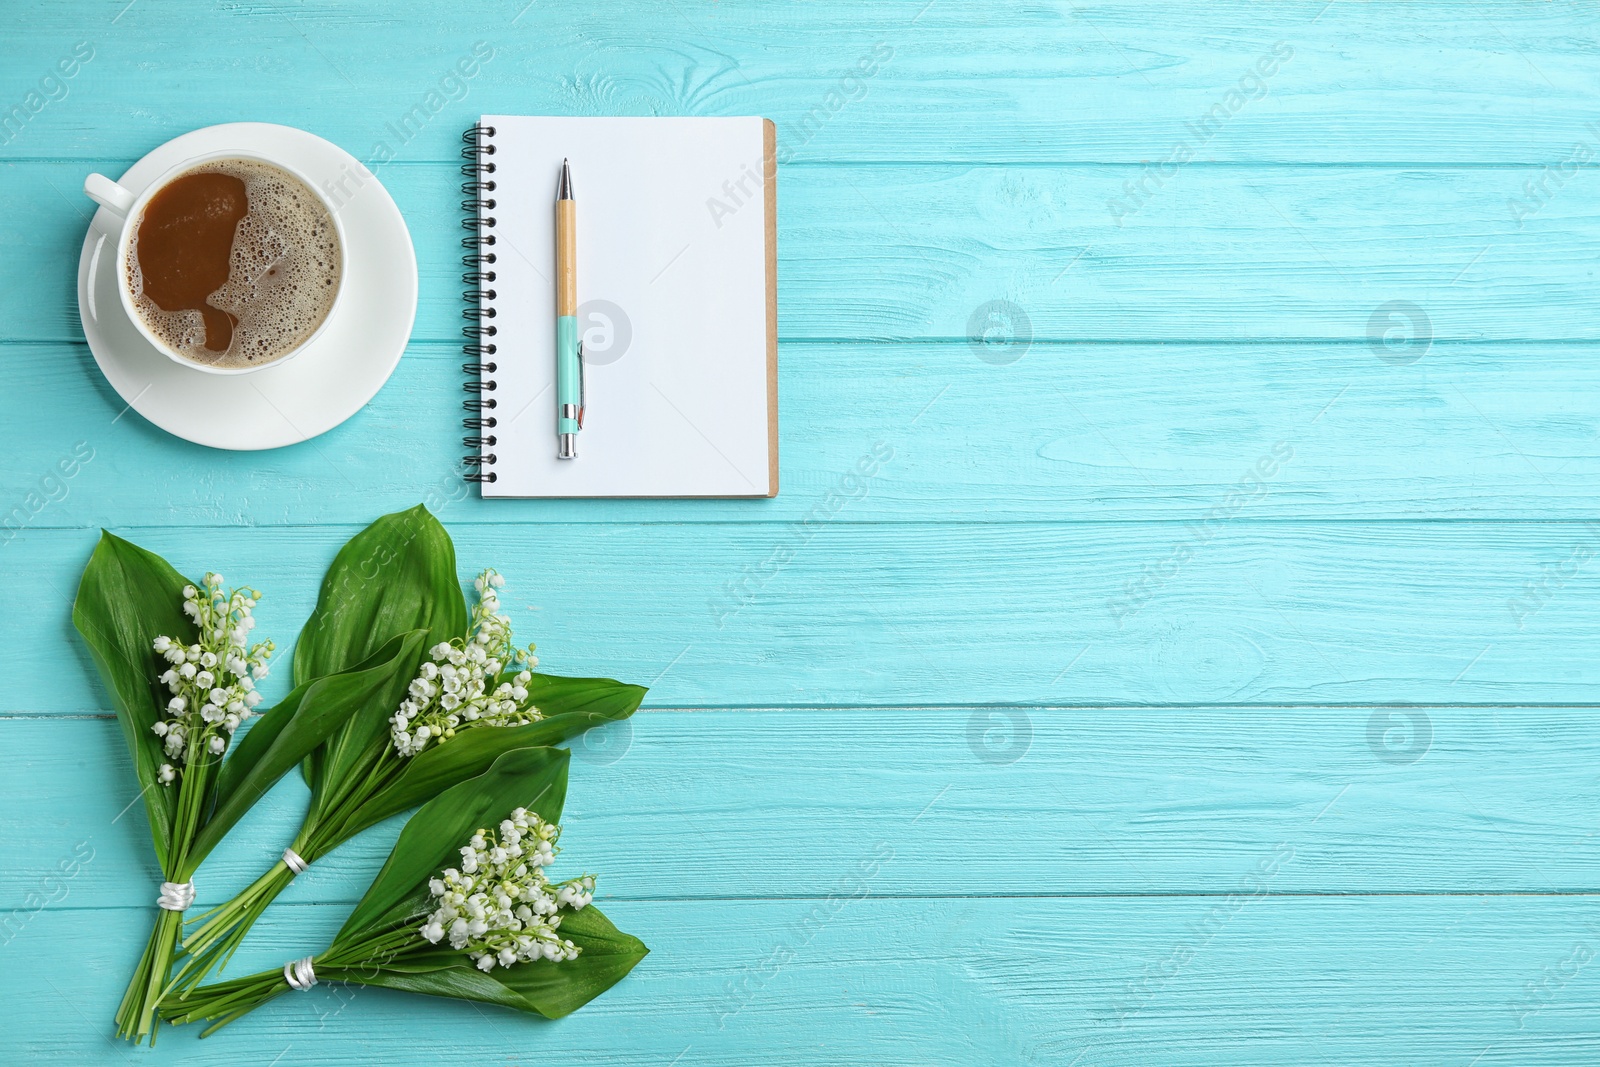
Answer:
461;116;778;497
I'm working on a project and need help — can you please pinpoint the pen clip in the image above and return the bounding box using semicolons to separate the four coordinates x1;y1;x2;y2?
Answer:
576;340;585;428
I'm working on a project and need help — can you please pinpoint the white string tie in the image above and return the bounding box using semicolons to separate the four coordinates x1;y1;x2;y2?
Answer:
283;956;318;991
157;881;195;911
282;847;309;875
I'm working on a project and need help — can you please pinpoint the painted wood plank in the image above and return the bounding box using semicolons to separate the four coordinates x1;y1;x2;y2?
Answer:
4;160;1596;344
3;708;1598;909
3;2;1596;1066
3;1;1597;164
6;896;1600;1064
7;337;1600;525
9;519;1600;713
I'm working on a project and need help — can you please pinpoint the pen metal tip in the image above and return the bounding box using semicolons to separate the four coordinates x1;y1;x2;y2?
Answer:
557;158;573;200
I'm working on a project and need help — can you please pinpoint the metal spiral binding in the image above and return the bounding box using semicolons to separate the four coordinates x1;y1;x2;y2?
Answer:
461;124;499;482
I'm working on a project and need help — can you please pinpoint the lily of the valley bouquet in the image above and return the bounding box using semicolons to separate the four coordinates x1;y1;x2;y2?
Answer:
176;509;644;991
166;747;646;1034
74;506;646;1042
75;536;425;1042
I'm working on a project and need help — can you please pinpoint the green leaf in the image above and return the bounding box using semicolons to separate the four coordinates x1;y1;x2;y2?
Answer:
187;630;428;868
72;532;194;870
522;673;648;720
301;633;428;820
292;505;466;689
337;747;570;939
337;675;645;843
340;905;648;1019
488;905;649;1018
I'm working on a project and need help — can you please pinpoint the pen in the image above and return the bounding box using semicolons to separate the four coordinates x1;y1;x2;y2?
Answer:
555;157;582;459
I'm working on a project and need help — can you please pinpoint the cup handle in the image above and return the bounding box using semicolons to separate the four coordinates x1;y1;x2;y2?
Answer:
84;173;136;216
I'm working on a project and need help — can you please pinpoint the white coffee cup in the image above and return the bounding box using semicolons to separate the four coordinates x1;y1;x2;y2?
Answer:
84;151;346;376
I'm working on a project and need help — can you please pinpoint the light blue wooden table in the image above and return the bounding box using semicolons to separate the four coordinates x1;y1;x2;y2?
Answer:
4;1;1600;1062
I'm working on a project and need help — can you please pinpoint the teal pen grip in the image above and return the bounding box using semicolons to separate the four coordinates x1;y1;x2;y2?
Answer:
556;314;580;434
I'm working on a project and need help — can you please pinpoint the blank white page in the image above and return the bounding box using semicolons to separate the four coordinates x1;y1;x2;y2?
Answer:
476;116;774;497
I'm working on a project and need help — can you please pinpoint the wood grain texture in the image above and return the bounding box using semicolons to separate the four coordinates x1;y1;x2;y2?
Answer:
4;522;1599;712
5;161;1598;343
7;338;1600;524
2;710;1597;909
4;0;1600;1060
7;898;1600;1065
2;1;1596;164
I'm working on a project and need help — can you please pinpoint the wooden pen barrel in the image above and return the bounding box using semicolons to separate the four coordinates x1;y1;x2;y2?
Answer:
555;199;576;317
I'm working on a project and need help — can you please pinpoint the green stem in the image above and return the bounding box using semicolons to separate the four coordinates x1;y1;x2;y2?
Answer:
114;906;183;1044
172;860;299;993
168;928;426;1037
182;859;294;953
310;747;403;848
172;747;410;995
115;716;220;1041
162;965;291;1034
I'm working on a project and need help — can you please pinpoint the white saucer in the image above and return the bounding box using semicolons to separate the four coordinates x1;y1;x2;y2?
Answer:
77;123;417;450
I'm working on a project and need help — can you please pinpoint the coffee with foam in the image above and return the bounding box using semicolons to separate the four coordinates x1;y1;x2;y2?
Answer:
125;158;340;369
